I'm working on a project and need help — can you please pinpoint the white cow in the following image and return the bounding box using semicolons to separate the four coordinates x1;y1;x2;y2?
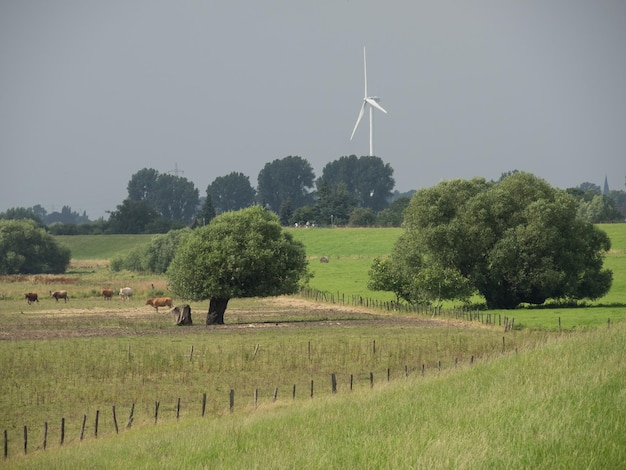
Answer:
119;287;133;300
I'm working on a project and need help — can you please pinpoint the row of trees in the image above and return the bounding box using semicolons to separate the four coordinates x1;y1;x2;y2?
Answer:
1;155;625;234
104;155;401;233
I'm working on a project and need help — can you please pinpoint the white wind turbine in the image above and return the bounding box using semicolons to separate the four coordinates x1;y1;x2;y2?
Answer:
349;46;387;156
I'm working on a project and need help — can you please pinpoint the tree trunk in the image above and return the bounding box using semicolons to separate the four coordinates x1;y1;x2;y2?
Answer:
172;304;192;325
206;298;229;325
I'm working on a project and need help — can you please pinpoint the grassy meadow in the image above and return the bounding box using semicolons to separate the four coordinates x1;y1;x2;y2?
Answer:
1;224;625;468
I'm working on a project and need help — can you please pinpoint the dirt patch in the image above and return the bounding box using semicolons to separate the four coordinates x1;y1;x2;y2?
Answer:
1;297;482;341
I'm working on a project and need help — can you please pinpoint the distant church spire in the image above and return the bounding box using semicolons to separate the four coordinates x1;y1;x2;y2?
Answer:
603;175;610;195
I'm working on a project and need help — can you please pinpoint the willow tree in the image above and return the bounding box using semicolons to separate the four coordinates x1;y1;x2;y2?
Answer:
167;206;309;324
394;172;613;309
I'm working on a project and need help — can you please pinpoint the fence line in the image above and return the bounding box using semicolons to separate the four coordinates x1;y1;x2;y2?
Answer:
3;352;500;460
298;288;516;331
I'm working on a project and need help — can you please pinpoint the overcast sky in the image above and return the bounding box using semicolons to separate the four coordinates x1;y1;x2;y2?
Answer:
2;1;625;220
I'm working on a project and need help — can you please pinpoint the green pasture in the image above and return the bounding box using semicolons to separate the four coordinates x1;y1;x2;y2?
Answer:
55;234;154;261
44;224;626;329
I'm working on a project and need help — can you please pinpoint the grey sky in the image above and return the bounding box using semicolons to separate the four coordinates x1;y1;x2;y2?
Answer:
1;1;625;220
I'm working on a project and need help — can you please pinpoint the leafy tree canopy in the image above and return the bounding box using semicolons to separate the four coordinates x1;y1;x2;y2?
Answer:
317;155;395;211
127;168;199;223
0;219;71;274
257;156;315;213
379;172;612;309
375;196;411;227
111;228;191;273
0;207;45;227
107;199;183;234
167;206;309;324
206;172;256;214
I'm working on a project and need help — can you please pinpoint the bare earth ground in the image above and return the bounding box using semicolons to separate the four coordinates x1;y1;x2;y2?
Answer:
1;297;473;341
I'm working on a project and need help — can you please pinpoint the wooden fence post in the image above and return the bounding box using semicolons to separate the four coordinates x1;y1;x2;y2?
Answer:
126;403;135;429
387;368;390;382
350;374;353;390
112;406;119;434
254;389;258;409
154;402;159;424
229;390;235;413
292;384;296;400
23;426;27;454
331;374;337;394
370;372;374;388
43;422;47;450
273;387;278;402
189;345;194;361
80;415;86;441
60;418;65;445
201;393;207;417
176;398;181;420
3;429;7;459
95;410;99;438
310;380;314;399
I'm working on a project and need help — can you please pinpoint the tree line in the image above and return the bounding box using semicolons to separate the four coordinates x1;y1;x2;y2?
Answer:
1;155;625;234
1;155;411;234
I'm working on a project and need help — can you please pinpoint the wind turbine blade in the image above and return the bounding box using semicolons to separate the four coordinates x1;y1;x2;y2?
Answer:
350;101;367;140
365;97;388;114
363;46;368;97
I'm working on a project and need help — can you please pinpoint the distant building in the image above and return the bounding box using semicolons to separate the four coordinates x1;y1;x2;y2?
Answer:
603;175;610;196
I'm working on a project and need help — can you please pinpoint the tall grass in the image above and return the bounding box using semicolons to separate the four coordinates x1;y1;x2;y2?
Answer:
1;302;543;454
5;322;625;469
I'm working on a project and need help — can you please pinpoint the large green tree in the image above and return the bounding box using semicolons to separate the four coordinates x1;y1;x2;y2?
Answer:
0;219;71;274
317;155;395;211
206;172;256;214
167;206;309;324
257;156;315;212
127;168;199;223
383;172;612;309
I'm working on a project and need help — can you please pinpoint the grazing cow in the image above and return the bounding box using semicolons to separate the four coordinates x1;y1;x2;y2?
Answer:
102;288;114;300
170;304;192;325
146;297;173;313
50;290;69;303
119;287;133;300
320;256;330;263
24;292;39;304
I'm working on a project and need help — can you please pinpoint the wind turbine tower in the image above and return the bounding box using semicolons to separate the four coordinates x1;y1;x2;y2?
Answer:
350;47;387;156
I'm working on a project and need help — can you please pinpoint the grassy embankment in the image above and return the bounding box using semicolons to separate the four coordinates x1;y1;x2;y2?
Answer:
3;322;625;469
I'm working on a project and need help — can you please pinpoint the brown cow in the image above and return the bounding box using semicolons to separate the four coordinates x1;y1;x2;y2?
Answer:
102;288;114;300
146;297;173;313
24;292;39;304
50;290;69;303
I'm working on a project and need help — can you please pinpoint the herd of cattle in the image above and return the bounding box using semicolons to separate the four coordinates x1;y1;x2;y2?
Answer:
23;288;174;313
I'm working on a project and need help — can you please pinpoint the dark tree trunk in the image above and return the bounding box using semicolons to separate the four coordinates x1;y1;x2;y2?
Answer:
206;298;229;325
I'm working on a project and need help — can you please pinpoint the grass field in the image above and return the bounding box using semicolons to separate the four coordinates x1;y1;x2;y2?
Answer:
0;224;625;467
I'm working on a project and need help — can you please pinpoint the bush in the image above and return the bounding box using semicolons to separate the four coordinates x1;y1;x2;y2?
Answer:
0;219;71;274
